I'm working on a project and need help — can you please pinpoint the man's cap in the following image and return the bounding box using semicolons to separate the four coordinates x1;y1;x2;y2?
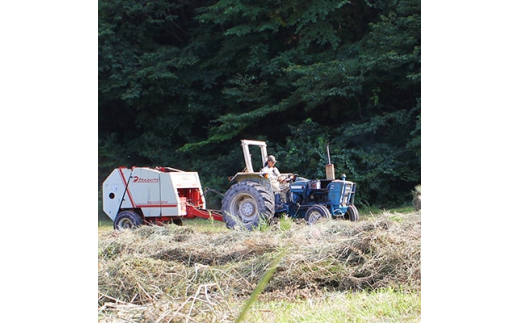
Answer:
267;155;277;163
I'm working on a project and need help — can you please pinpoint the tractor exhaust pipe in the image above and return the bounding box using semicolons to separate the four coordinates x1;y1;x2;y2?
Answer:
326;143;335;180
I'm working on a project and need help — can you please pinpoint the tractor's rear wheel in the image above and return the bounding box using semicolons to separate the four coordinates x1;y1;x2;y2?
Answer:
221;181;274;230
305;205;332;225
345;205;359;221
114;210;143;230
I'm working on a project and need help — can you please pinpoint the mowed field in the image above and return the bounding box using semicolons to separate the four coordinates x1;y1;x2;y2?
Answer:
98;209;421;322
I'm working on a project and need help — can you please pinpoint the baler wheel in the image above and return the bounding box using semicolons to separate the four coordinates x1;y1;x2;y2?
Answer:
114;210;143;230
305;205;331;225
221;181;274;230
172;219;183;226
345;205;359;221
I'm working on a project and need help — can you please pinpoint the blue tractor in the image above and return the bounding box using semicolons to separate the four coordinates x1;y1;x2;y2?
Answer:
221;140;359;230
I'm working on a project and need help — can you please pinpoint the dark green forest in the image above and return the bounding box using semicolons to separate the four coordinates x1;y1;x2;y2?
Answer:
98;0;420;208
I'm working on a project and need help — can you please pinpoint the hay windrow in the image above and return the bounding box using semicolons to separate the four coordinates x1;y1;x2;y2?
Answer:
98;212;421;321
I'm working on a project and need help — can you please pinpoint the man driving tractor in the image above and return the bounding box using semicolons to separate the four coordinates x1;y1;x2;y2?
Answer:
260;155;291;205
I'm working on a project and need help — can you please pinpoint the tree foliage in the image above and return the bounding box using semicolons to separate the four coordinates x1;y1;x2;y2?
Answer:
98;0;421;207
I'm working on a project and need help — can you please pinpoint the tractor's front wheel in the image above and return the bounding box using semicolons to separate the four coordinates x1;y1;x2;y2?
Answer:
114;210;143;230
221;181;274;230
345;205;359;221
305;205;332;225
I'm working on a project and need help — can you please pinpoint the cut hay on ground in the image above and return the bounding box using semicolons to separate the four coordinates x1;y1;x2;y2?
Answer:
98;212;421;322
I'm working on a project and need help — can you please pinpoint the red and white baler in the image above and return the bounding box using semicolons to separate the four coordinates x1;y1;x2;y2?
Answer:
102;166;223;229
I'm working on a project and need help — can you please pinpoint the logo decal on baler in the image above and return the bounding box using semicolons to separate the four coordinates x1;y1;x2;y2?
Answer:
132;176;159;183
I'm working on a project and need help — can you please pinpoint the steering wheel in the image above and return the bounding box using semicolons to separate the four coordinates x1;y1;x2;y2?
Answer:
283;174;297;183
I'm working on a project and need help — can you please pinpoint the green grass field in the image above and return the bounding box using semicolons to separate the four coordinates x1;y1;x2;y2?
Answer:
242;289;420;322
98;205;416;231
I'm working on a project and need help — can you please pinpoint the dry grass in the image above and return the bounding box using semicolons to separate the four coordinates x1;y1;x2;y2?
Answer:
98;211;421;322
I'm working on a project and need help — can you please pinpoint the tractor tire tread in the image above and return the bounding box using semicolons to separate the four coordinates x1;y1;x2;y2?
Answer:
346;205;359;221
